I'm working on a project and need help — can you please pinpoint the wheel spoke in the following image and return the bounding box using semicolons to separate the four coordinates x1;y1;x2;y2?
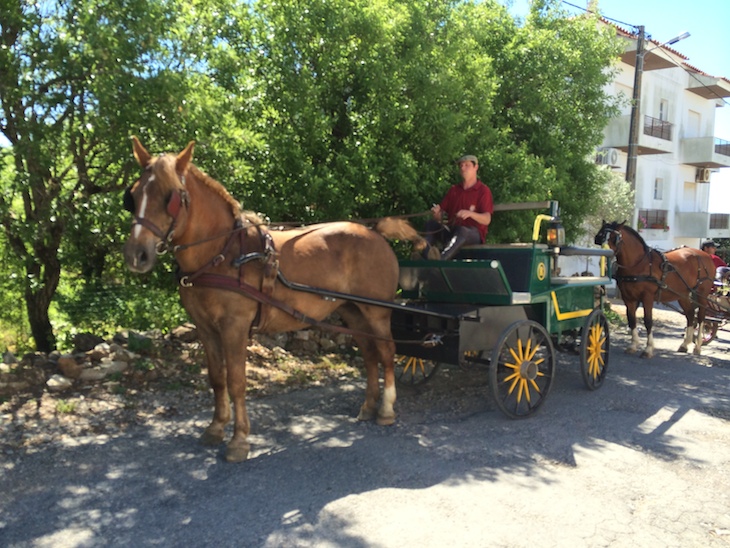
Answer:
490;321;556;418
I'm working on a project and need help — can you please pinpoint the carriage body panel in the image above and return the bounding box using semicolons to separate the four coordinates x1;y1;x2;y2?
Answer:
395;242;610;360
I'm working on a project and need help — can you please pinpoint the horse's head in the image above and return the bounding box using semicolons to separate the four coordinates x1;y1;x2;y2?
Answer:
594;220;625;250
122;137;194;273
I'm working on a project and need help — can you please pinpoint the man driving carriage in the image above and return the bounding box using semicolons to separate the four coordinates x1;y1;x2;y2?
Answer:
422;154;494;261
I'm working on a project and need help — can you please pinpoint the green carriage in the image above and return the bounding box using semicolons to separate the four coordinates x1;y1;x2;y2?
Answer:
391;201;613;418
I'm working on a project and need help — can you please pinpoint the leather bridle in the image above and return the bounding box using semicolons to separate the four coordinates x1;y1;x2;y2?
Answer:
126;168;189;255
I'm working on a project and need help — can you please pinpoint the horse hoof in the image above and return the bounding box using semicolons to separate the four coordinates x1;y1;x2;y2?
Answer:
200;429;225;446
376;414;396;426
677;346;688;353
357;406;377;422
640;351;653;359
624;348;637;355
225;441;250;463
693;348;702;356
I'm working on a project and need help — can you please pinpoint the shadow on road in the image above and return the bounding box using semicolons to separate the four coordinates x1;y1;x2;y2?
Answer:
1;328;729;546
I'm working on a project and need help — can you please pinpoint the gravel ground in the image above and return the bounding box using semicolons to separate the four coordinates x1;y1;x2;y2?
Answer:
0;298;722;459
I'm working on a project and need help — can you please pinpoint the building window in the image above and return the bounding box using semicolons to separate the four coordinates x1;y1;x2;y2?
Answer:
638;209;668;230
659;99;669;121
654;178;663;200
710;214;729;230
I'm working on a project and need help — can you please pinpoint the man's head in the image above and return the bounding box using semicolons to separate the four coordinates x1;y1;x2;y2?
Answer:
702;240;718;252
457;155;478;185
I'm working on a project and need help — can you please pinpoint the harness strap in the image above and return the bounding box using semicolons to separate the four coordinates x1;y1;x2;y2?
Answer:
179;219;243;287
186;272;395;343
250;228;279;332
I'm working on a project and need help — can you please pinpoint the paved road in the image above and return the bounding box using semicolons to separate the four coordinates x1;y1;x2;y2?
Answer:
1;316;730;547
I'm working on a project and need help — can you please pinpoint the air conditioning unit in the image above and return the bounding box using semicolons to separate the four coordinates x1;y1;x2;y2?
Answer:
595;148;620;167
696;168;712;183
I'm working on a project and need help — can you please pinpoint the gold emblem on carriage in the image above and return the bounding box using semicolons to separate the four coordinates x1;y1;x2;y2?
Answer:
537;261;546;281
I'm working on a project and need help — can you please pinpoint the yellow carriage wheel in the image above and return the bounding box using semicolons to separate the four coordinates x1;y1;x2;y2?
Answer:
489;320;556;419
394;355;440;387
580;308;610;390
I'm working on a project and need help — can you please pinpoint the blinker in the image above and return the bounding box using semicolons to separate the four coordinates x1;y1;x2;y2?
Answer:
123;187;135;212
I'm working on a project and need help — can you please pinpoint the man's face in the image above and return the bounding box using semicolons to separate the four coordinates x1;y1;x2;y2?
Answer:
707;245;717;254
459;161;477;178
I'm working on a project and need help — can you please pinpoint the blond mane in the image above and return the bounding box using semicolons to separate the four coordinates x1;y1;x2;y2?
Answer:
151;154;265;224
188;165;242;219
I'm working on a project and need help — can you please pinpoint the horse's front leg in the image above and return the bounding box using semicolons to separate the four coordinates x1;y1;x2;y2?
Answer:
625;300;640;354
224;332;251;463
199;335;231;447
640;297;655;359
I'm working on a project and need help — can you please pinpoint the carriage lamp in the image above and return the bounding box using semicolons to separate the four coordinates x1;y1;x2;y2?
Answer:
547;219;565;247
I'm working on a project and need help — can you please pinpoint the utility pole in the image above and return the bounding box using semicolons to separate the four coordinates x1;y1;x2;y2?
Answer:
625;25;645;190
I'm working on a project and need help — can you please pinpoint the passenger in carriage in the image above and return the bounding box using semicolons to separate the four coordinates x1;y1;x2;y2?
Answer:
422;154;494;261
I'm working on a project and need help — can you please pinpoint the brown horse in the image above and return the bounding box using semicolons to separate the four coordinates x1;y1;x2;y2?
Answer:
594;221;715;358
122;138;430;462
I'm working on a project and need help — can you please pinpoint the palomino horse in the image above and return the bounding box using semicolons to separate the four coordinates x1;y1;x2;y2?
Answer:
122;138;431;462
594;221;715;358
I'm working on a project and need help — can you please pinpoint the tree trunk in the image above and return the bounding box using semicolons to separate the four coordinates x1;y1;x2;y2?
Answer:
25;287;57;353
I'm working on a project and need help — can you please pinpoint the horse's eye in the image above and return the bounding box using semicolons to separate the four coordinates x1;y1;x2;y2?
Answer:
123;187;135;212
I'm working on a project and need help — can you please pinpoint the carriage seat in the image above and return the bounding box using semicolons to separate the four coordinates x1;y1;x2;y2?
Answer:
455;243;547;292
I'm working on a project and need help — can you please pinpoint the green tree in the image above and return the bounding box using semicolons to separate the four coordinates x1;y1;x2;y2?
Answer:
486;0;624;241
220;0;503;222
0;0;626;351
0;0;250;351
580;168;635;243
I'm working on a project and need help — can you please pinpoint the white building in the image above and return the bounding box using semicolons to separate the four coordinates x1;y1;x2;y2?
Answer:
598;20;730;250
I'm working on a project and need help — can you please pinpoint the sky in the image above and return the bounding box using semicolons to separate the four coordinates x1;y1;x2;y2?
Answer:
502;0;730;209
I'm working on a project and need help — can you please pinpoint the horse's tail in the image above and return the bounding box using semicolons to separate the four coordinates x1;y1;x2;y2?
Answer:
374;217;440;259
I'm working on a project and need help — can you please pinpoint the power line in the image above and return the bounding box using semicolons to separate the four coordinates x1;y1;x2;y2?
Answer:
557;1;729;109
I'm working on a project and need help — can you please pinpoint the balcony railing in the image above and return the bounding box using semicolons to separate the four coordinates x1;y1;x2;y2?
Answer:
643;115;672;141
716;138;730;157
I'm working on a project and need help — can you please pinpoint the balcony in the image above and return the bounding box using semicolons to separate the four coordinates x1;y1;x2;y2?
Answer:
673;211;709;238
643;116;672;140
602;114;675;154
682;137;730;168
686;73;730;99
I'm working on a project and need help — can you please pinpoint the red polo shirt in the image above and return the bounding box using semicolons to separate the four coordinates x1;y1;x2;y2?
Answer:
439;180;494;242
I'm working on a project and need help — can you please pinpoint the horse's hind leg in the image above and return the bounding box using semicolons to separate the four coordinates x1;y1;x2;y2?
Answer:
374;332;397;426
341;305;397;425
352;333;380;422
355;334;397;425
689;297;707;355
677;300;696;354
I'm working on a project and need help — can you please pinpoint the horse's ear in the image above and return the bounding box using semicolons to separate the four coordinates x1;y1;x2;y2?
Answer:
131;136;151;168
176;141;195;174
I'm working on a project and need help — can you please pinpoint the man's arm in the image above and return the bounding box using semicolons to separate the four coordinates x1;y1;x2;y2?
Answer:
455;209;491;226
